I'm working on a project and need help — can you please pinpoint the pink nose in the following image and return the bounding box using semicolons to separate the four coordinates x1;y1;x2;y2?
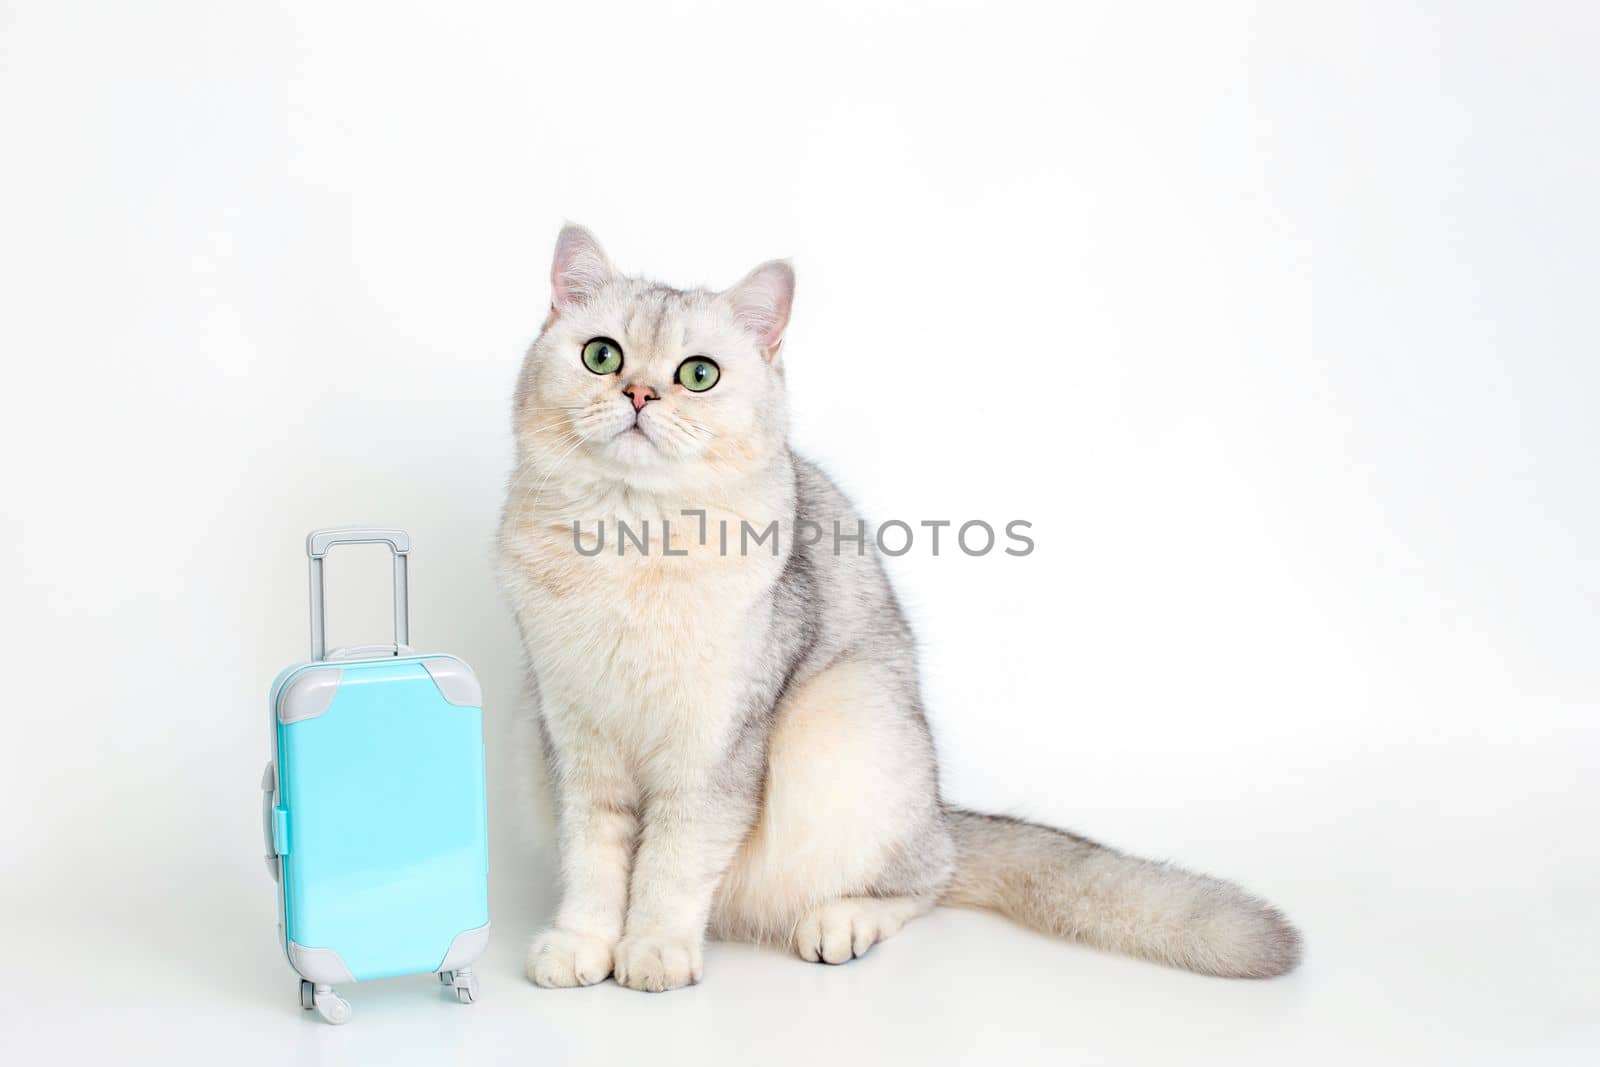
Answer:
623;384;659;412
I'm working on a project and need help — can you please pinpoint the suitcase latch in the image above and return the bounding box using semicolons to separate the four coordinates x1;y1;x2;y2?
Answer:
272;806;290;855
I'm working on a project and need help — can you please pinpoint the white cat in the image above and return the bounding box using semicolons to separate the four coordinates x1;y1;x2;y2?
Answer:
497;225;1301;992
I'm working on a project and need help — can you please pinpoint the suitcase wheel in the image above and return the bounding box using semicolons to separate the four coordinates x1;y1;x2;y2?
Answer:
312;984;352;1025
444;967;479;1005
299;979;315;1011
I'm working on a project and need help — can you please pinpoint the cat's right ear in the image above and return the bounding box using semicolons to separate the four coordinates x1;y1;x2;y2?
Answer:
550;223;615;312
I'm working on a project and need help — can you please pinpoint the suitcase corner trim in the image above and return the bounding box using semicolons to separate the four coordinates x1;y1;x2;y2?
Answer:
276;665;345;724
437;921;492;972
288;941;357;984
420;656;482;708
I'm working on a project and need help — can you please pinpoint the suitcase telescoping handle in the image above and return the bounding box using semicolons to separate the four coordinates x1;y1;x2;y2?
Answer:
306;527;411;661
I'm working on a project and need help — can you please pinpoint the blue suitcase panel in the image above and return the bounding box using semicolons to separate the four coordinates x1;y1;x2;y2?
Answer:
275;658;488;982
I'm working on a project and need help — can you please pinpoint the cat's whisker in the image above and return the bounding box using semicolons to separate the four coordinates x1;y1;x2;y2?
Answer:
527;430;592;510
504;418;600;514
510;409;609;509
509;425;585;470
527;425;582;442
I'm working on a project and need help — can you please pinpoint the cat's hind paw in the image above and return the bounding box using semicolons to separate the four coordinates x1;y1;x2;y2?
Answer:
526;927;615;988
794;896;921;965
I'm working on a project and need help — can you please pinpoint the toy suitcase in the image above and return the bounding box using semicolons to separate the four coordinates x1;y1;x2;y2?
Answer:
261;527;489;1024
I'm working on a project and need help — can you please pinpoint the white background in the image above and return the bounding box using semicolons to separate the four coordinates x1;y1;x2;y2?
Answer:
2;1;1596;1063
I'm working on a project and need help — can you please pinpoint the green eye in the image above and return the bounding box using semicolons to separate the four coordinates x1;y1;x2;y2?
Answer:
676;357;720;393
581;337;623;375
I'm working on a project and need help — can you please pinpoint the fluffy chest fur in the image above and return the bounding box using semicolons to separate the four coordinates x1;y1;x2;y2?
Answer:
500;479;791;771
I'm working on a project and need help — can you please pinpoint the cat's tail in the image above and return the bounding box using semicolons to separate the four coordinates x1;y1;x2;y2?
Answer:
940;808;1302;978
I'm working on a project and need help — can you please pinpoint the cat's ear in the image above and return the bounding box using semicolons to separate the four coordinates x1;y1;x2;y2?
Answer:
723;259;795;361
550;223;615;311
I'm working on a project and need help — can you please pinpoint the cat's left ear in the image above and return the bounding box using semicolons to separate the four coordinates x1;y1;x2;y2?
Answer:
723;260;795;361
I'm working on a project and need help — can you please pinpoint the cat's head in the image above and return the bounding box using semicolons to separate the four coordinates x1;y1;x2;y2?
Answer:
512;224;794;497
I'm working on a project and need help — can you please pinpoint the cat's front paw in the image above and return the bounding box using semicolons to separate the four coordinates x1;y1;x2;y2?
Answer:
613;933;703;992
526;927;615;988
